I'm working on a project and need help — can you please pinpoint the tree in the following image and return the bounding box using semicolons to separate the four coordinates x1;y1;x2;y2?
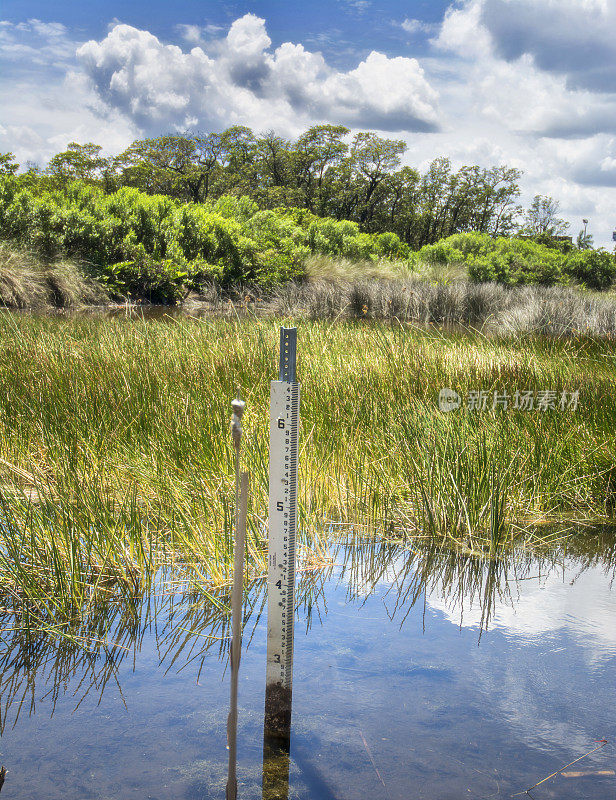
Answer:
576;229;594;250
520;195;570;236
2;126;551;251
465;165;522;236
372;166;420;241
349;132;407;224
290;124;349;213
216;126;259;195
47;142;108;183
115;136;211;201
0;153;18;175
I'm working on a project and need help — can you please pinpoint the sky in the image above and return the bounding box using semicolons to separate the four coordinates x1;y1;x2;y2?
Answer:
1;0;615;246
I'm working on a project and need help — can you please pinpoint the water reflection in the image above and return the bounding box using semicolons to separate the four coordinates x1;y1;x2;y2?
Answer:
0;529;614;798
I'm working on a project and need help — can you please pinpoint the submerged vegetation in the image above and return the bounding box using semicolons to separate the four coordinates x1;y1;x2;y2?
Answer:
0;314;615;637
2;530;615;729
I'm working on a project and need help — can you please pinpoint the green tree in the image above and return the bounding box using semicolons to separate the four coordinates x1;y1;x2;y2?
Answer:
290;124;349;213
0;153;19;175
520;195;570;236
216;126;259;195
47;143;108;183
349;132;407;224
115;135;213;201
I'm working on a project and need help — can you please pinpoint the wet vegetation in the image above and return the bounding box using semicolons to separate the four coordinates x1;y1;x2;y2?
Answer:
2;530;615;730
0;313;615;641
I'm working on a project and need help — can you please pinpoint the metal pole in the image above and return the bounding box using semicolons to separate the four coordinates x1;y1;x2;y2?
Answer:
227;395;248;800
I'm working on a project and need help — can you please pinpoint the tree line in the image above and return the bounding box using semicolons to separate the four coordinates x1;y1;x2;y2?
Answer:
1;124;575;250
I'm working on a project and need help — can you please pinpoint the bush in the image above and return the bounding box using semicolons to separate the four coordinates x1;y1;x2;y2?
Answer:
467;241;565;286
0;179;407;300
566;249;616;290
11;178;610;301
99;257;188;304
417;240;465;266
421;232;614;290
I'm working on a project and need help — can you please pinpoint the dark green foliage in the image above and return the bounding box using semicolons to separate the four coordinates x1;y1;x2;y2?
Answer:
1;129;613;299
28;127;524;249
98;258;188;304
566;249;616;290
414;232;616;290
0;178;408;301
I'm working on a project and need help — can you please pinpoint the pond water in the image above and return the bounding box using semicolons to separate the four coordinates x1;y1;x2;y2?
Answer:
0;536;615;800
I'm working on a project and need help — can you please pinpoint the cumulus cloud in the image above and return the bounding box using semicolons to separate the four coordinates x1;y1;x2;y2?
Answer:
437;0;616;92
0;20;138;166
76;15;440;135
554;134;616;187
479;0;616;93
435;0;616;143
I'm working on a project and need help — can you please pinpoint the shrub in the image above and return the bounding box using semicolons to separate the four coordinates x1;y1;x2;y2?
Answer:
99;257;188;304
424;233;613;290
210;195;259;221
566;249;616;290
375;231;408;259
467;242;565;286
417;240;465;266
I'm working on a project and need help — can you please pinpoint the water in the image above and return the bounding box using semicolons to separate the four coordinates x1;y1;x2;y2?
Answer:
0;537;615;799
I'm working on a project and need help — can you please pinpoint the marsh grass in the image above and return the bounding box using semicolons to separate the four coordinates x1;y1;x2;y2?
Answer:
261;278;616;338
0;313;615;636
0;243;106;310
181;273;616;340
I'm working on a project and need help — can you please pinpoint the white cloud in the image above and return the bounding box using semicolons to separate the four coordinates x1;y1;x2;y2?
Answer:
436;0;616;98
76;15;440;135
400;18;439;36
479;0;616;92
434;0;493;59
175;23;224;45
428;563;616;667
0;18;75;68
338;0;371;13
0;19;138;166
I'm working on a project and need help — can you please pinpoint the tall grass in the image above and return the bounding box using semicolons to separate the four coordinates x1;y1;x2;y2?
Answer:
0;313;614;633
263;277;616;338
0;242;106;309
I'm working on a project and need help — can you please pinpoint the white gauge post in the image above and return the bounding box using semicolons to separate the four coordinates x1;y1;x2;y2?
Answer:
264;327;299;741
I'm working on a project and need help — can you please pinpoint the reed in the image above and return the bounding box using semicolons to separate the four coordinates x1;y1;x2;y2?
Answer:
0;313;614;635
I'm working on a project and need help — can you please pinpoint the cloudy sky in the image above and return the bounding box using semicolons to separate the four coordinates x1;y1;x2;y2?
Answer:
1;0;615;245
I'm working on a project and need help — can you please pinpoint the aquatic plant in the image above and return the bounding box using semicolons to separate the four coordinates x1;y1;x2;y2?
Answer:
0;314;614;636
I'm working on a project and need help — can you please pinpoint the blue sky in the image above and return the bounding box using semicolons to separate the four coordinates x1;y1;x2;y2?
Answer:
1;0;616;245
0;0;451;65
